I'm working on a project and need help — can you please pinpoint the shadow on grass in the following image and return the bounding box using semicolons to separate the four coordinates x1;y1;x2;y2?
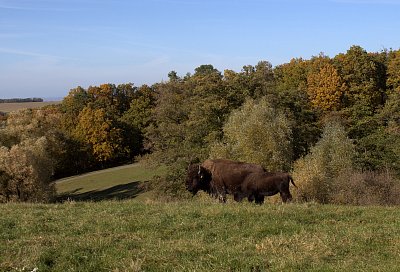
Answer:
57;181;148;202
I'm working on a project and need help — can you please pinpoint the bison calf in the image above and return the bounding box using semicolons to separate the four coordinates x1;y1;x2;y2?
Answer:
236;172;296;204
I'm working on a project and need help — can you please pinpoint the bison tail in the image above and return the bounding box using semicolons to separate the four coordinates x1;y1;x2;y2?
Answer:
289;175;297;188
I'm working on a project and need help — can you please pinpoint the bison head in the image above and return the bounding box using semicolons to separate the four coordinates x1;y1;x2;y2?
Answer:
185;164;212;195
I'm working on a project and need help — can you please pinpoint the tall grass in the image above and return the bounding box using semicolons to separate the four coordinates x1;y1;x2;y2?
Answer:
1;199;399;271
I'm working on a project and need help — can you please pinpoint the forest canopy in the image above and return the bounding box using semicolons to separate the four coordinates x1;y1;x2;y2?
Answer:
1;45;400;204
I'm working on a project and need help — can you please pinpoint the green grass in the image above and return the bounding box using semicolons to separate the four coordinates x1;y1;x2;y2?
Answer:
2;164;400;271
55;163;167;201
1;200;399;271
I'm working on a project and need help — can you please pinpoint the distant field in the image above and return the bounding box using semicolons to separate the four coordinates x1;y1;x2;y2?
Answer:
0;101;61;113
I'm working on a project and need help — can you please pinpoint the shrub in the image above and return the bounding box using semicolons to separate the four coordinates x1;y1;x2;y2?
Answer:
292;121;355;203
0;137;56;202
332;169;400;206
150;160;191;201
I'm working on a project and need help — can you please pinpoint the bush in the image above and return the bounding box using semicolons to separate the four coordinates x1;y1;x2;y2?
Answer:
0;137;56;202
293;121;355;203
150;160;192;201
332;169;400;206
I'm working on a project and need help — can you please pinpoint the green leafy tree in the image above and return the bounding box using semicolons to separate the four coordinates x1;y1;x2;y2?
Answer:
357;90;400;174
146;66;227;164
194;64;221;76
120;85;156;155
333;46;388;163
144;81;192;163
146;65;243;198
238;61;276;99
210;97;293;172
387;49;400;92
334;45;385;109
60;86;91;133
274;57;320;160
222;61;276;111
167;70;180;82
274;58;308;94
223;69;248;109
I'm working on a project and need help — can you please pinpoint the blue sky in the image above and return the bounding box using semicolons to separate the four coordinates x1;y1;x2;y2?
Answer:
1;0;399;99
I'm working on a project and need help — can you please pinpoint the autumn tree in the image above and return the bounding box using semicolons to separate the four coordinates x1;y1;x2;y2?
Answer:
274;58;320;159
0;108;65;202
306;56;346;112
74;106;126;163
1;107;63;146
0;137;57;202
59;83;140;172
387;49;400;92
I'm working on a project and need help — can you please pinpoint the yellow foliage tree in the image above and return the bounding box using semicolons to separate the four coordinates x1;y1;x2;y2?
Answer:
307;62;345;111
74;107;125;162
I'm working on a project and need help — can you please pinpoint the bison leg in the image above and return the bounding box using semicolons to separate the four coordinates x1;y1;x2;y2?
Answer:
210;185;227;203
254;194;264;205
216;188;227;203
234;192;246;202
247;194;255;202
280;192;293;203
218;194;227;203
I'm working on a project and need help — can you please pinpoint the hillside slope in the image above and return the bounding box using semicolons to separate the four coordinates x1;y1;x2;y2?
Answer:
55;163;166;201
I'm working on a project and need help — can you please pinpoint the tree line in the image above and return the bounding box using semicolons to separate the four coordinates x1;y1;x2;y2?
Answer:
0;45;400;204
0;98;44;103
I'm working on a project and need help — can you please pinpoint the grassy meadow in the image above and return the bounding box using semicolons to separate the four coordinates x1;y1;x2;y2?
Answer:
1;164;400;271
0;101;60;113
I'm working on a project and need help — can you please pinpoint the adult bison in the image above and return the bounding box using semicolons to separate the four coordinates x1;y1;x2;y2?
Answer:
236;171;296;204
185;159;265;202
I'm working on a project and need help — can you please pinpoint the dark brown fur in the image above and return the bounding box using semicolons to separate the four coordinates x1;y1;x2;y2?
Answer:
185;159;265;202
237;172;296;204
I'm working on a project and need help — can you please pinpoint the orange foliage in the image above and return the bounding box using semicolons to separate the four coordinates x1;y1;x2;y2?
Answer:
307;63;345;112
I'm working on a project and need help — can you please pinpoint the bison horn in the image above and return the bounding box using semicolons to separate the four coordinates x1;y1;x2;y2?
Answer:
198;165;201;175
